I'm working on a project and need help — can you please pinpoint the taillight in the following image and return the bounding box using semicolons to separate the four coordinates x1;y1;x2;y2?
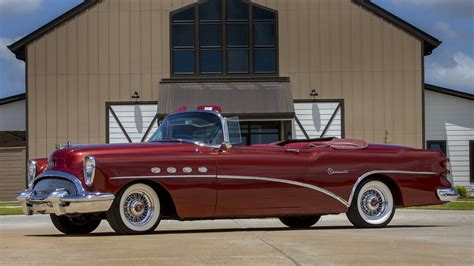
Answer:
441;158;454;187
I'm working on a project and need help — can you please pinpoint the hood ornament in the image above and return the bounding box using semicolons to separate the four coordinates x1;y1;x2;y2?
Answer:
59;141;72;149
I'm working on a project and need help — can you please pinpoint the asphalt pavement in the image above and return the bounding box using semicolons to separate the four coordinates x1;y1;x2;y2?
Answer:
0;210;473;265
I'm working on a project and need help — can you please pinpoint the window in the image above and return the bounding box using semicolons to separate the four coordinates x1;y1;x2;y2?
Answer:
236;121;291;146
149;112;224;146
427;140;447;156
171;0;277;76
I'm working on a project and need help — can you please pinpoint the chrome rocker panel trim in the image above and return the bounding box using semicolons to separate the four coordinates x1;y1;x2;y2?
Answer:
437;188;459;202
17;171;114;216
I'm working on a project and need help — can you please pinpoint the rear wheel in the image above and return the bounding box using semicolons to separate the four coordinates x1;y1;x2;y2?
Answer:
279;215;321;228
346;180;395;228
50;214;101;235
106;183;161;235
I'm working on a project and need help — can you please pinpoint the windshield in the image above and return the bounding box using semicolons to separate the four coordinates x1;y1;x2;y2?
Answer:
149;112;224;146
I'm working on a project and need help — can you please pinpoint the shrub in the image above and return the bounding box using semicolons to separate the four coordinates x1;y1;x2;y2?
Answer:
455;185;468;198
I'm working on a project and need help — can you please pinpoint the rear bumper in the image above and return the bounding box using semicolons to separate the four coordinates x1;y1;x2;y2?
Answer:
17;189;114;216
437;188;459;202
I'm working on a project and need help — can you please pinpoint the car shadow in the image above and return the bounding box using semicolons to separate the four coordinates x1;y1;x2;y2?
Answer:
25;224;446;238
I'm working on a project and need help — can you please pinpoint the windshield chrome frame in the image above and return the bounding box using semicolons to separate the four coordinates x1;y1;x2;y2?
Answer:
153;110;230;148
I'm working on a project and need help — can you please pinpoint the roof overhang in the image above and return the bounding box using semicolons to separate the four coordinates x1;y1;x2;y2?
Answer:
0;93;26;105
158;79;295;119
8;0;441;61
352;0;441;55
425;84;474;101
8;0;99;61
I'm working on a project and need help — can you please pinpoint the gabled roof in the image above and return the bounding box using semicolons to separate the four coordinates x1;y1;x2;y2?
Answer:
425;84;474;101
0;93;26;105
352;0;441;55
8;0;99;61
8;0;441;61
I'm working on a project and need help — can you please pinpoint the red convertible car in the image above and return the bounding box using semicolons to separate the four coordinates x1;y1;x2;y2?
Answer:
17;107;458;235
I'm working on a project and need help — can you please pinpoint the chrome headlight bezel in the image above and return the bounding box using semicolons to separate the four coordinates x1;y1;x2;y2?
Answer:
27;160;37;189
83;156;96;187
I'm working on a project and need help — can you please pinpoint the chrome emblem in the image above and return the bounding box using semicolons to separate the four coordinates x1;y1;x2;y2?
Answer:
198;167;208;173
167;167;177;174
183;167;192;173
327;168;349;175
151;167;161;174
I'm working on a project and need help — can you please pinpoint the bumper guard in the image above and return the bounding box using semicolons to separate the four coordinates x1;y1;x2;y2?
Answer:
436;188;459;202
17;190;114;216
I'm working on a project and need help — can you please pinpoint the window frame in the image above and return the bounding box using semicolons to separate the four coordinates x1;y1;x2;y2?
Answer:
427;140;447;156
170;0;279;78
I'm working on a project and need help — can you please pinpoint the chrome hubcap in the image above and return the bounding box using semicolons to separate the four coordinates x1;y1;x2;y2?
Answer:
360;189;386;217
123;191;154;226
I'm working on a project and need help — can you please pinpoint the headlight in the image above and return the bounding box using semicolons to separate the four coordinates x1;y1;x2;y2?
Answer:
27;160;37;189
83;156;96;187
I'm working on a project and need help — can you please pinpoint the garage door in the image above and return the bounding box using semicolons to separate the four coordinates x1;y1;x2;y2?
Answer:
107;103;159;144
0;147;26;201
293;101;343;139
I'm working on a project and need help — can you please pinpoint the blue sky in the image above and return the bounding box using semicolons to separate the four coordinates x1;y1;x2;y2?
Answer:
0;0;473;98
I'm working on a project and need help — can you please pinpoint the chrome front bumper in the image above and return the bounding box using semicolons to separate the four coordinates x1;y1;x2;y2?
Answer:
17;189;114;216
437;188;459;202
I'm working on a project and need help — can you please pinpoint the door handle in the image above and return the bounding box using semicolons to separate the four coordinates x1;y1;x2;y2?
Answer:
285;148;300;154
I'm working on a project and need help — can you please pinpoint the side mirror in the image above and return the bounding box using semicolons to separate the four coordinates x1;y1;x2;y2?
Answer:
219;142;232;152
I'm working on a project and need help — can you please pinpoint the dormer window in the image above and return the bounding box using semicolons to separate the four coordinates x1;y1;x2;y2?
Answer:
171;0;278;77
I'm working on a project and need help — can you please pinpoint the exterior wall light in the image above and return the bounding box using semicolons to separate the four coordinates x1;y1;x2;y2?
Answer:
132;91;140;100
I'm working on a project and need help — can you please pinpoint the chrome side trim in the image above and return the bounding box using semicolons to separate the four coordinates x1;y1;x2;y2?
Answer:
110;175;216;180
109;170;436;209
218;175;350;207
347;170;437;205
34;171;86;194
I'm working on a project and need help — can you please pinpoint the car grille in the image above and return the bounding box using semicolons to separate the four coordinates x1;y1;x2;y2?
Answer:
33;178;77;196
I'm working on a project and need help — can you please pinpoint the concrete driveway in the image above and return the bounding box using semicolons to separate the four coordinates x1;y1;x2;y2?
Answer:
1;210;473;265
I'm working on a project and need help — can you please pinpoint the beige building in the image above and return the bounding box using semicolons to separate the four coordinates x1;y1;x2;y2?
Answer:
9;0;441;161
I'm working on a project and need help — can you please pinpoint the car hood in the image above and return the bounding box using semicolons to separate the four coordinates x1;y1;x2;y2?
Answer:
45;142;205;178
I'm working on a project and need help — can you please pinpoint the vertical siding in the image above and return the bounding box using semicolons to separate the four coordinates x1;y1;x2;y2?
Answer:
26;0;425;158
0;148;26;201
277;0;424;147
425;91;474;186
26;0;194;158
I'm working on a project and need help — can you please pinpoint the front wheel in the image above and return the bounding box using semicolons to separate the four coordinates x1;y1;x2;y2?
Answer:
279;215;321;228
50;214;101;234
106;183;161;235
346;180;396;228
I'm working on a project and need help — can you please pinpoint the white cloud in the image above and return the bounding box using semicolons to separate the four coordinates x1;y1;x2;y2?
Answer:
393;0;474;19
426;52;474;93
0;0;42;16
433;21;457;39
0;37;25;96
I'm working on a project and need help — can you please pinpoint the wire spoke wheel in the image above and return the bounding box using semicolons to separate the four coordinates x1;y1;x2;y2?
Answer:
123;190;154;226
107;183;161;234
347;180;395;228
359;188;389;220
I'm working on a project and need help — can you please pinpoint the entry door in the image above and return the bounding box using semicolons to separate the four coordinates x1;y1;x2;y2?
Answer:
293;101;343;139
107;103;158;143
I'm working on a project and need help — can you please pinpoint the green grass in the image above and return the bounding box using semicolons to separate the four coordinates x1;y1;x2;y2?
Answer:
407;200;474;211
0;203;23;215
0;203;21;207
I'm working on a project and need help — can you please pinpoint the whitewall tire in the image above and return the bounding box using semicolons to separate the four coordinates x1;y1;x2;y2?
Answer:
106;183;161;234
346;180;395;228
